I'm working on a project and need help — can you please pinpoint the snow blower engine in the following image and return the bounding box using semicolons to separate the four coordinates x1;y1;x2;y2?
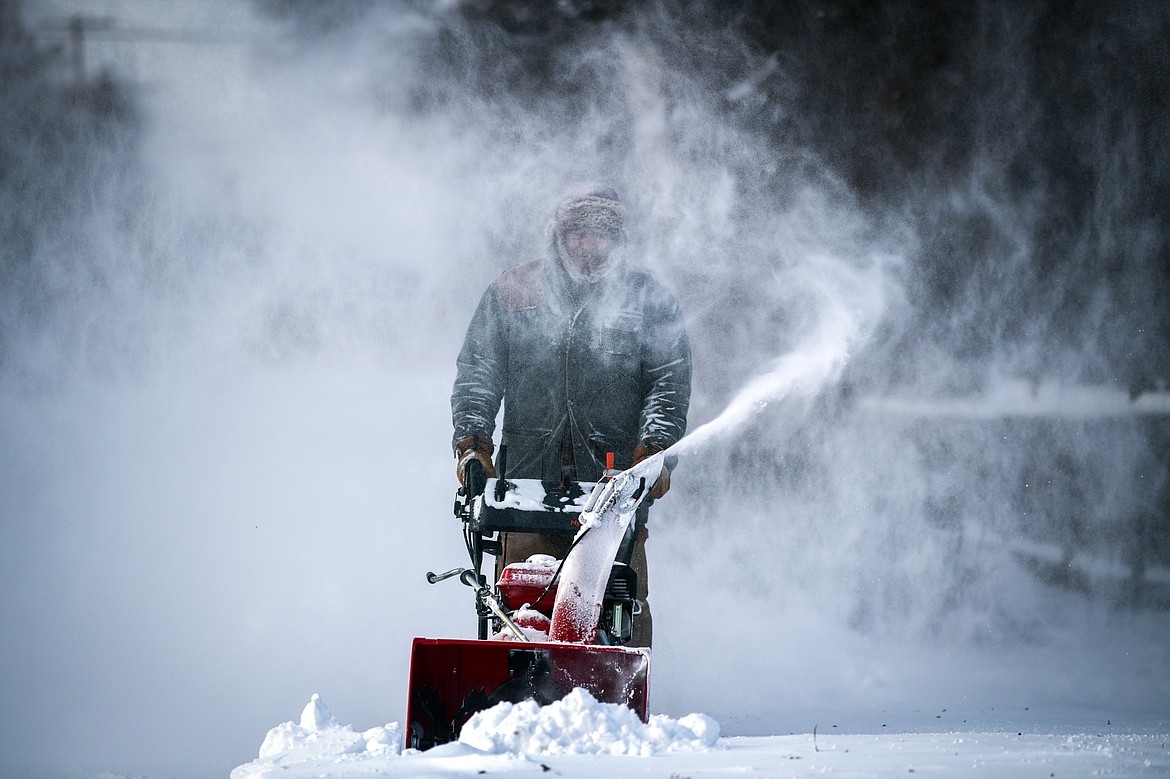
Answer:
405;444;660;750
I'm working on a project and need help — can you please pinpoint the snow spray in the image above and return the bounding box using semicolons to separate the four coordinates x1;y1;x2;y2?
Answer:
549;249;894;644
668;251;894;463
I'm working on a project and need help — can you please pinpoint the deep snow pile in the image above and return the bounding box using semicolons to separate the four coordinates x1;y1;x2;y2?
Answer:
232;694;401;777
460;687;720;755
232;690;718;778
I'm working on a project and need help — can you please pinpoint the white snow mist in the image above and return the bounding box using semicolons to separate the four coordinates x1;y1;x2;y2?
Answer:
1;2;1167;778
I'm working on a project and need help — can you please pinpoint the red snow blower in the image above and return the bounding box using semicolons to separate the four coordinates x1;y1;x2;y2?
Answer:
405;445;664;750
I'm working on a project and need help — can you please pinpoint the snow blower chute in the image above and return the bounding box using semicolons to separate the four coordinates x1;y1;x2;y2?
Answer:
405;446;666;750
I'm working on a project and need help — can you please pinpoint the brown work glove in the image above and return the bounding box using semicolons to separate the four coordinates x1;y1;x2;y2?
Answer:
455;434;497;485
632;439;671;500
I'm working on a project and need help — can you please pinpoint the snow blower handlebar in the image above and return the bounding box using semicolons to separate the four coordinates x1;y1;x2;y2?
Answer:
463;457;487;501
443;442;634;641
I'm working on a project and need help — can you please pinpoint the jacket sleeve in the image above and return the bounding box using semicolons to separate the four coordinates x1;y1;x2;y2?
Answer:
638;288;692;449
451;286;508;449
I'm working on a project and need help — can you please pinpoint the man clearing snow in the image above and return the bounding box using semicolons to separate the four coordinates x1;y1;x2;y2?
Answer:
451;183;691;646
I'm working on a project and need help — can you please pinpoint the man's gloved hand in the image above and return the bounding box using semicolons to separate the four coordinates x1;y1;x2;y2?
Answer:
632;439;671;500
455;434;497;486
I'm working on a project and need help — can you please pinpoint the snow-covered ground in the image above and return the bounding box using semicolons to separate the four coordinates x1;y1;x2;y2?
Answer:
233;693;1169;778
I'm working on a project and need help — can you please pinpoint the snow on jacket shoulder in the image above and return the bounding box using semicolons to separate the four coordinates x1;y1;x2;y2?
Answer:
451;257;691;483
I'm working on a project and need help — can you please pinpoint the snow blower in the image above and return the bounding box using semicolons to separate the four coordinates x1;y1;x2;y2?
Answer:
405;445;666;750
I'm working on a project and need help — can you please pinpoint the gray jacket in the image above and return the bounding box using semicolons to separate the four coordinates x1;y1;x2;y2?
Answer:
452;255;691;483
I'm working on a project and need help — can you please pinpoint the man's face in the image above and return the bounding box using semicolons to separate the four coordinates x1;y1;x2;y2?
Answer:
562;227;618;279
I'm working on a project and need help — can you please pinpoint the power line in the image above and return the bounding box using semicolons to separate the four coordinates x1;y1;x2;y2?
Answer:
37;14;261;86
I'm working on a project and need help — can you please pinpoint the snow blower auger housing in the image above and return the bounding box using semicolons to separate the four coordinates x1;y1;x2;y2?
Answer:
405;446;659;750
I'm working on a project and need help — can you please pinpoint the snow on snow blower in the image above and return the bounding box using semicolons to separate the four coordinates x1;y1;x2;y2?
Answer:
405;445;666;750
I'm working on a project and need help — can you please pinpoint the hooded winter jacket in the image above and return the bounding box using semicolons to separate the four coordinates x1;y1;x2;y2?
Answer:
451;253;691;483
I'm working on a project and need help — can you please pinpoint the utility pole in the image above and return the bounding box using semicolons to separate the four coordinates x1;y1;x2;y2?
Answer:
38;15;254;88
45;14;114;86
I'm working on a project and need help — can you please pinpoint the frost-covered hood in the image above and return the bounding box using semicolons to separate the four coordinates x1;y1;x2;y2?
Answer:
546;183;628;284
